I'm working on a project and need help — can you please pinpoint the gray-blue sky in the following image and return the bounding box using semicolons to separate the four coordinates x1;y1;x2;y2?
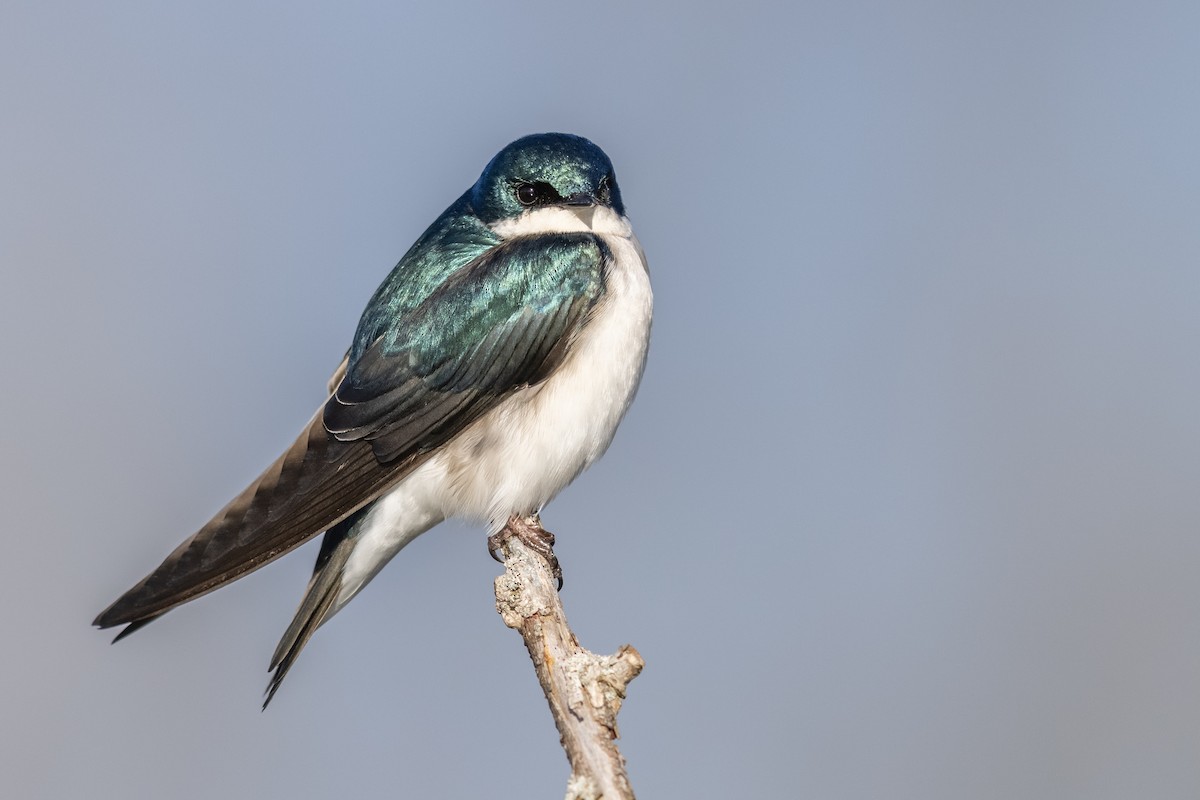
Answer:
4;2;1200;797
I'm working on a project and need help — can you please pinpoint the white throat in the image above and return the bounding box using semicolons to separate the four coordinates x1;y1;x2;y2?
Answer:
489;205;633;239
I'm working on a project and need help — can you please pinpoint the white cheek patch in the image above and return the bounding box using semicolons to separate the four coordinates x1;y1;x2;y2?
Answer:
490;206;633;239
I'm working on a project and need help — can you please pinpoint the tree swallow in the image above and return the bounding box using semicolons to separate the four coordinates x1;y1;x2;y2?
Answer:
94;133;653;707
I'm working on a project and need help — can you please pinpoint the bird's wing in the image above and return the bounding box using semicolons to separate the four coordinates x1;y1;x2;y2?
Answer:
104;352;352;644
324;232;607;462
94;232;607;634
93;413;412;632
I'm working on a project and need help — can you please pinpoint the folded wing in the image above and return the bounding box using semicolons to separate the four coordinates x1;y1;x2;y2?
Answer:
95;233;607;635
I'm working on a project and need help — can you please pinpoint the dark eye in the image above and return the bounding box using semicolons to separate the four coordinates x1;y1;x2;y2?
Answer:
513;181;561;207
516;183;538;206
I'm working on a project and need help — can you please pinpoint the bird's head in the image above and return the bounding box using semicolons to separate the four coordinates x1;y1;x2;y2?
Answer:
471;133;625;226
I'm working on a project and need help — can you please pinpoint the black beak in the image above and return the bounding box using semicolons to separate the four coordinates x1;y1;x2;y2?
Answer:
561;192;595;207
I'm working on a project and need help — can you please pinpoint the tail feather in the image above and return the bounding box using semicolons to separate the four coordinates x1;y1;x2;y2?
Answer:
263;519;360;709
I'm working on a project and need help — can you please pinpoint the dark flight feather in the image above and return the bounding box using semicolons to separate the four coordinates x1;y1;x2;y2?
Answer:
95;233;608;637
93;414;416;632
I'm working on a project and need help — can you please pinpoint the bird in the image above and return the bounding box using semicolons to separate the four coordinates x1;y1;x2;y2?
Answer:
93;132;653;707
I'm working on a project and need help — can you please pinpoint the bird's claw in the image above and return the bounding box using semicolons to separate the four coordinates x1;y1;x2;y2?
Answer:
488;514;563;590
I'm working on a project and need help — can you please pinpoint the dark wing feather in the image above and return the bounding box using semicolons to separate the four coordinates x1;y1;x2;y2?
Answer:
324;233;607;463
95;232;606;635
93;414;429;631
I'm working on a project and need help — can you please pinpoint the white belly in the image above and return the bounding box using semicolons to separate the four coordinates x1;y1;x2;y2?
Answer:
335;211;652;605
433;224;652;527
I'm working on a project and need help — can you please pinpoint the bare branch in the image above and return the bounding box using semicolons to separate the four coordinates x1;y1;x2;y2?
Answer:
493;515;643;800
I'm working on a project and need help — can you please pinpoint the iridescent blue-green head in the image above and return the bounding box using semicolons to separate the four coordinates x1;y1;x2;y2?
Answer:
470;133;625;223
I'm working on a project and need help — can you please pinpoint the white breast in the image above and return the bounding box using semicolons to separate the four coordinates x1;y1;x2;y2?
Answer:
334;206;652;606
433;206;654;527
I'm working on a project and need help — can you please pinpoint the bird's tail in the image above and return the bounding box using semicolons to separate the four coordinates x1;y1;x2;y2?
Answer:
263;514;362;709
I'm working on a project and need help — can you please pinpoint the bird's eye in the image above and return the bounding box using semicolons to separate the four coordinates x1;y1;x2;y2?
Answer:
516;183;539;206
513;181;561;207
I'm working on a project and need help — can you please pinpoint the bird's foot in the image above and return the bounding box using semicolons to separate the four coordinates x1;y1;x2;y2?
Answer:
489;514;563;590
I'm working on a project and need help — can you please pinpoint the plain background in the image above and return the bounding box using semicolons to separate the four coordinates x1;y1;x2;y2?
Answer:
4;2;1200;798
